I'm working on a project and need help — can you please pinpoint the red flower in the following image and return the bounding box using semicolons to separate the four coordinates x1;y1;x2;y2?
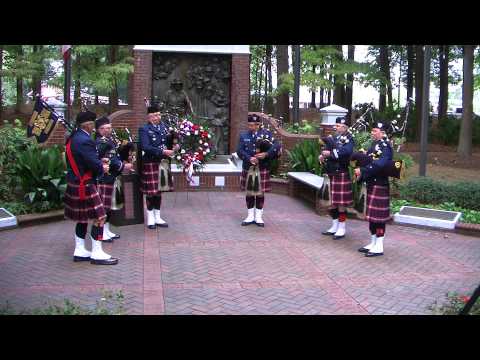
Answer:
460;296;470;303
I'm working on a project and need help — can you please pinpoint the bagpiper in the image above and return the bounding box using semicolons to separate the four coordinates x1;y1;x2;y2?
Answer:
236;114;281;227
319;116;355;240
64;111;118;265
354;121;393;257
138;104;175;229
95;116;133;241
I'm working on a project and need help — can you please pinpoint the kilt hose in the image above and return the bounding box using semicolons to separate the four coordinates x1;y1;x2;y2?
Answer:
365;184;391;223
97;182;114;211
140;162;161;196
240;168;271;193
64;182;107;223
329;171;353;207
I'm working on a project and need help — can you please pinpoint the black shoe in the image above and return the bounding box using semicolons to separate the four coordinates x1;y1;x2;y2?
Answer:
109;234;120;240
365;252;383;257
102;237;114;243
147;225;156;230
91;257;119;265
358;247;370;253
255;222;265;227
241;221;255;226
73;256;91;262
333;234;345;240
321;231;336;236
156;223;168;228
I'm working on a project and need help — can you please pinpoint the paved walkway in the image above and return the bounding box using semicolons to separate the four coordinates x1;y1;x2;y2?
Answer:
1;192;479;315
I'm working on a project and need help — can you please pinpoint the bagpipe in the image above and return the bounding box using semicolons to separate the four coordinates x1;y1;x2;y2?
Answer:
245;134;278;197
350;151;403;181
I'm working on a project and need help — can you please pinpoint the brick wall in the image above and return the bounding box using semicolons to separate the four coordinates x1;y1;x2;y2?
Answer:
229;54;250;154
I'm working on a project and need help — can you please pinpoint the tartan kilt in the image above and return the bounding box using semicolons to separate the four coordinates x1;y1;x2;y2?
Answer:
240;167;271;193
97;182;114;211
365;184;391;223
329;171;353;207
64;182;107;222
140;162;160;196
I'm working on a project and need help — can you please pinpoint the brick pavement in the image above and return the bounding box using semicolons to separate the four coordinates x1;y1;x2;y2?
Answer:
0;192;478;315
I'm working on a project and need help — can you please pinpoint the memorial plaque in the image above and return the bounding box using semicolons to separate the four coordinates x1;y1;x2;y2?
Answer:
152;52;231;155
394;206;461;230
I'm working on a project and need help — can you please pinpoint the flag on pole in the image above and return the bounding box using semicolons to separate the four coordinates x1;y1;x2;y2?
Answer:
62;45;71;61
27;97;60;144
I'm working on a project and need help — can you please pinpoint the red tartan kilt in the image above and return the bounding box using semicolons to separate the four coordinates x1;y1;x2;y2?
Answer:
240;168;271;193
329;172;353;207
365;184;391;223
97;182;114;211
64;182;106;222
140;162;160;196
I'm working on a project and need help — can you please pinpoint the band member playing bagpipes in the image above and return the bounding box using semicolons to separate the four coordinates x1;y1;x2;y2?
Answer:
318;117;355;240
353;121;394;257
138;103;178;229
95;116;134;241
237;114;281;227
63;111;119;265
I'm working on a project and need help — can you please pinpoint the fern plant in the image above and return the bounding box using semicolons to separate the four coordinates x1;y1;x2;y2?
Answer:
286;139;323;175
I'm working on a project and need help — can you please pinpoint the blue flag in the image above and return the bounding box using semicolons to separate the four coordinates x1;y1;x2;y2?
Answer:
27;97;60;144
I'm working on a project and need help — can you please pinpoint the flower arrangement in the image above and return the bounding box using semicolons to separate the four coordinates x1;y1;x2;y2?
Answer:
429;292;479;315
170;118;214;184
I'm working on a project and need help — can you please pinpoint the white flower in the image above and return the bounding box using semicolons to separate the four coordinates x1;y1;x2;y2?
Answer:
204;143;209;147
181;149;185;154
203;151;206;155
186;132;191;136
169;127;173;131
207;134;211;139
176;155;181;160
195;130;199;135
206;148;210;153
194;152;199;155
199;140;203;144
198;147;203;150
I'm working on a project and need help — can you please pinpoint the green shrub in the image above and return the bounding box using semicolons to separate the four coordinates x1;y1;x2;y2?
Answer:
286;139;322;175
0;119;34;201
14;144;67;211
398;177;480;211
285;119;319;135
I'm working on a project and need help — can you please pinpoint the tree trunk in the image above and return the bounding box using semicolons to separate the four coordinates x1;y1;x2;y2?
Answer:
0;45;3;118
15;46;24;113
406;45;415;104
415;45;424;142
95;90;99;105
345;45;355;114
378;45;390;112
108;45;119;112
333;45;344;106
74;79;81;107
319;87;324;108
275;45;289;123
327;70;332;106
458;45;475;158
438;45;449;124
32;45;42;96
263;45;274;114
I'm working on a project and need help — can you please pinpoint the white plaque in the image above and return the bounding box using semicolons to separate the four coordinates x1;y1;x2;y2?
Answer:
215;176;225;186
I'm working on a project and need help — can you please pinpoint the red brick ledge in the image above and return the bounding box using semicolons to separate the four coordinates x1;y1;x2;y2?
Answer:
16;209;65;227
